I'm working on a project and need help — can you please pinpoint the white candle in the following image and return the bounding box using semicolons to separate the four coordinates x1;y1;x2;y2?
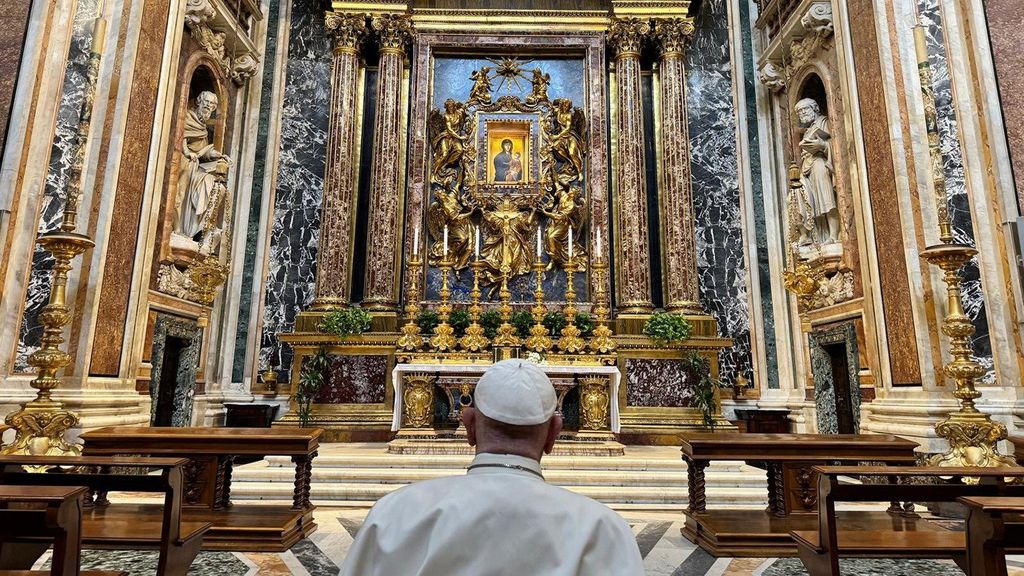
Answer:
568;227;574;260
413;227;419;255
536;227;542;259
596;228;602;255
474;225;480;260
443;225;449;256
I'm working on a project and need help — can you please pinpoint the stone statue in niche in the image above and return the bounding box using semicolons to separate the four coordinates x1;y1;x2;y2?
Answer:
174;91;232;247
795;97;840;253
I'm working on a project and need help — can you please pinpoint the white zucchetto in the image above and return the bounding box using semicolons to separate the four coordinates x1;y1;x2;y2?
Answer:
474;359;557;426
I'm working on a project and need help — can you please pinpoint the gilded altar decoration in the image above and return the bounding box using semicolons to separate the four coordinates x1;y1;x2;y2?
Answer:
580;376;610;430
424;63;590;291
403;373;435;428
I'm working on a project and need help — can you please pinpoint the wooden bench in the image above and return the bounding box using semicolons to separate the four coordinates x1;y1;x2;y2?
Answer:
0;485;88;576
81;426;321;551
0;456;210;576
960;496;1024;576
680;432;919;556
791;466;1024;576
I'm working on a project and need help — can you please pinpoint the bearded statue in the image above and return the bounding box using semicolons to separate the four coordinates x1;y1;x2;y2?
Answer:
795;97;839;246
175;91;232;240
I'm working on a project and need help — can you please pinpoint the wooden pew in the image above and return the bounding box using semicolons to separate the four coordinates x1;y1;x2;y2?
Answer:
0;485;125;576
0;456;210;576
960;496;1024;576
790;466;1024;576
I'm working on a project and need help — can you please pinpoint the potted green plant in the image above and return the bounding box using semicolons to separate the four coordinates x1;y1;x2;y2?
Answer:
416;310;440;334
294;347;330;428
575;312;595;337
449;309;471;337
510;310;534;339
642;312;692;344
318;308;372;338
479;310;501;339
542;311;567;336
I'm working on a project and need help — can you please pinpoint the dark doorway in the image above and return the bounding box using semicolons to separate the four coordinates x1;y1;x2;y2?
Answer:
826;343;855;434
153;336;188;427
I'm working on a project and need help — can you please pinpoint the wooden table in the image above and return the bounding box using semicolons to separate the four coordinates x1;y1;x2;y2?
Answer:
960;496;1024;576
680;432;919;556
80;427;321;551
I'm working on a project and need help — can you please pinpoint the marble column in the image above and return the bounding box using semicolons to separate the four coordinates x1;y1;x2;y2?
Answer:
653;18;701;313
312;12;367;310
362;14;412;312
609;18;654;314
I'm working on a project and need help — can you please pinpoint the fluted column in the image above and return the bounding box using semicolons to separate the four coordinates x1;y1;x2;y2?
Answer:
609;18;654;314
312;13;367;310
362;14;412;312
654;18;701;313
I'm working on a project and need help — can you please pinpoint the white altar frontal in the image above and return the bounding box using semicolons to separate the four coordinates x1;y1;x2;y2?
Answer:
389;362;625;456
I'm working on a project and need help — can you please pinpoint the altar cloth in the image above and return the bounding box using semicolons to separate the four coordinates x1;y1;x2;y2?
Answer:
391;363;621;433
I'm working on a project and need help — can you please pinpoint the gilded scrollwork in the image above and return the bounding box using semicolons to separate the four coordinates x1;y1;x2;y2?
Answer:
324;12;368;52
608;17;650;56
371;14;412;53
651;17;695;56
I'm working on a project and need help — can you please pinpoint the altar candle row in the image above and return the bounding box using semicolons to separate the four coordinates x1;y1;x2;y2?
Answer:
429;223;605;263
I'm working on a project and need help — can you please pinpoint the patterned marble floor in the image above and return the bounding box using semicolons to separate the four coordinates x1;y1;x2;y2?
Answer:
31;507;1024;575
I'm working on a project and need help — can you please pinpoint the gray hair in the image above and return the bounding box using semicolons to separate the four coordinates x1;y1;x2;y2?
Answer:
795;97;821;114
196;90;218;106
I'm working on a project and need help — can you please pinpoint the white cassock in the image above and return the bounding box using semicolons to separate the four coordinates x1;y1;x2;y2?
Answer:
338;452;645;576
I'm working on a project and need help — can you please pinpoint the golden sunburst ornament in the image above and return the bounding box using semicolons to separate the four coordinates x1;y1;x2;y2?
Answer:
487;56;533;93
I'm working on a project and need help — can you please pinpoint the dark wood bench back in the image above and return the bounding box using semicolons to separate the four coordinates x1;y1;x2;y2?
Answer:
0;456;189;547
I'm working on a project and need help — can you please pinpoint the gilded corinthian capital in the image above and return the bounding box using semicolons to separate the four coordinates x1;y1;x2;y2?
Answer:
324;12;368;53
608;18;651;57
371;14;413;54
652;17;695;57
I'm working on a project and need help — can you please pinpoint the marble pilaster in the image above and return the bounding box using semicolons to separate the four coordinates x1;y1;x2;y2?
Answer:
311;12;366;310
653;18;700;314
609;18;654;314
362;14;411;312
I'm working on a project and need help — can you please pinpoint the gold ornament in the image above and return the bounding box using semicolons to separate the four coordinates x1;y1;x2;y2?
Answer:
403;373;435;428
557;257;585;354
459;260;490;352
492;269;521;347
429;256;457;352
525;258;553;353
397;249;424;351
580;376;610;430
588;256;616;354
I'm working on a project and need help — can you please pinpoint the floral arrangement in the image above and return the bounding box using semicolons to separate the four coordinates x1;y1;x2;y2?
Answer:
642;312;692;344
318;308;372;338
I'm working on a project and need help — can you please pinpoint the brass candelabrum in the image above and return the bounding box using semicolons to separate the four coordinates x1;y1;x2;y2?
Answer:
588;256;616;354
923;243;1015;468
429;256;457;352
460;260;490;352
397;250;424;351
557;257;585;354
492;267;521;347
4;18;108;457
525;258;553;353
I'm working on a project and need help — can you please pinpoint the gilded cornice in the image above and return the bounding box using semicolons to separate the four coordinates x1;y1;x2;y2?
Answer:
652;17;695;58
409;9;610;33
325;12;369;54
608;17;650;57
372;13;413;53
611;0;691;18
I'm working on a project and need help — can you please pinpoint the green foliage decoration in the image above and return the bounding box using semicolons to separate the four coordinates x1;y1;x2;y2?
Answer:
294;346;330;428
510;310;534;339
416;310;440;334
542;312;567;336
318;308;372;338
642;312;692;344
479;310;501;339
575;312;595;337
449;309;471;336
682;351;719;430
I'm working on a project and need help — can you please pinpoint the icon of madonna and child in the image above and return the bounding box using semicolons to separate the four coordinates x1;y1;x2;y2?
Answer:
487;125;530;184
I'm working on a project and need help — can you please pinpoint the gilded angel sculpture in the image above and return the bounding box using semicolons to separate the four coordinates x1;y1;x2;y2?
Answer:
428;99;470;195
541;186;587;272
543;98;587;194
468;66;493;105
427;188;474;269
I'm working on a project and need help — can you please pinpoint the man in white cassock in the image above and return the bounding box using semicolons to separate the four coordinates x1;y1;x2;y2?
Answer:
338;359;645;576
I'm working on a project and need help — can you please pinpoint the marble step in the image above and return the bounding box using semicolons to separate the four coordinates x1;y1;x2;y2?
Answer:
231;462;763;488
230;480;765;507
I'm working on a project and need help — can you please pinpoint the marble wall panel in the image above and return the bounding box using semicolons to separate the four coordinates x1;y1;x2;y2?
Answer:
808;322;861;434
686;0;752;385
259;0;331;379
984;1;1024;205
738;0;777;389
0;0;32;156
847;0;922;386
15;0;100;372
233;0;281;382
149;314;202;427
919;0;994;382
625;358;695;408
314;354;388;404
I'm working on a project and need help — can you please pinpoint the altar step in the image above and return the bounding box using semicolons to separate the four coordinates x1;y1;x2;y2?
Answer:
229;443;769;510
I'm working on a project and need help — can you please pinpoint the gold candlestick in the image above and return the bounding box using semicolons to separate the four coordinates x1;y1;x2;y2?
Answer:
460;260;489;352
429;257;457;352
492;267;521;347
557;257;585;354
397;251;424;351
588;257;616;354
525;258;552;353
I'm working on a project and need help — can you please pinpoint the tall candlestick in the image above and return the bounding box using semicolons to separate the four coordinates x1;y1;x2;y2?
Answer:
475;225;480;260
536;227;542;259
413;227;419;255
596;228;602;256
443;225;449;256
568;227;574;260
